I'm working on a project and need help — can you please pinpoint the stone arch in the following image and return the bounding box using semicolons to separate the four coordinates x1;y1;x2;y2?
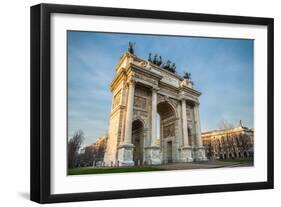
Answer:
157;101;177;137
157;101;178;163
187;126;192;146
105;52;207;166
157;99;178;118
132;116;146;129
238;152;241;158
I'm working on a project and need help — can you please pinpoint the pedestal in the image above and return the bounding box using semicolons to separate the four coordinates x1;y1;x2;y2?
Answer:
117;144;135;166
180;146;193;162
193;146;208;161
145;146;161;165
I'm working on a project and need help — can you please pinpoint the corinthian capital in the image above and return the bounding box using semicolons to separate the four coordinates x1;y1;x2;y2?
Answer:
194;101;200;106
127;77;137;86
152;85;160;92
179;96;187;101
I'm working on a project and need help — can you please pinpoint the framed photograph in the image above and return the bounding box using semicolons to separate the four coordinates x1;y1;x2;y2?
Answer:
30;3;274;203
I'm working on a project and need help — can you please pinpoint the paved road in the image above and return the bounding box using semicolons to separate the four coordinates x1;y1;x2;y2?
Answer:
87;160;253;170
150;160;253;170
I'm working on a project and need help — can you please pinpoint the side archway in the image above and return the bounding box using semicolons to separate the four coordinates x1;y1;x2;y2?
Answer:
157;101;177;163
132;119;144;165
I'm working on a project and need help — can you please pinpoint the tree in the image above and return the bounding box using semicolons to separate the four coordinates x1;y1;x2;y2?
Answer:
217;119;235;158
94;138;107;161
67;130;84;168
83;145;96;166
218;119;234;130
239;134;251;154
207;142;213;158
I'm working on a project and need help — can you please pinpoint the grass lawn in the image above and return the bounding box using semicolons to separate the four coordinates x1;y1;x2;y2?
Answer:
217;158;253;164
68;166;164;175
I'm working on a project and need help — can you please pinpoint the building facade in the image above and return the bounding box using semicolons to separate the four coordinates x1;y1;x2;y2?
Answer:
103;52;207;166
202;124;254;160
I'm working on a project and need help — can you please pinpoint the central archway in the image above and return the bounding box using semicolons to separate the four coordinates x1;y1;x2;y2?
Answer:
132;119;144;165
157;101;177;163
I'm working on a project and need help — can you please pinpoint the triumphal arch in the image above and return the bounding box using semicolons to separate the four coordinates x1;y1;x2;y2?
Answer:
104;52;207;166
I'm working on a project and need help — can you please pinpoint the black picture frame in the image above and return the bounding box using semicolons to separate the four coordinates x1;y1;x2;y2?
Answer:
30;3;274;204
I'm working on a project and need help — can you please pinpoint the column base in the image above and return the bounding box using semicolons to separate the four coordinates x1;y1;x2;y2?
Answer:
180;146;193;162
193;146;208;161
117;144;135;166
145;145;161;165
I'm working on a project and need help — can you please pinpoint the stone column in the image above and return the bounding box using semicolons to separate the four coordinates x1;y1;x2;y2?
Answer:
120;81;127;143
151;87;158;146
144;86;161;165
181;99;189;146
123;79;135;144
180;98;193;162
193;103;207;161
194;103;202;147
117;79;135;166
120;81;127;106
177;103;183;155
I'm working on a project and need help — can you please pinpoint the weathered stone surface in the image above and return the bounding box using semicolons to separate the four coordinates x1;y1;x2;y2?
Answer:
104;53;207;166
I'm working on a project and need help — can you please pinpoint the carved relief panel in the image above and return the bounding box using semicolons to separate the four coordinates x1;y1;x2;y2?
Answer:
134;96;147;109
186;105;194;120
134;73;157;85
133;85;151;125
163;123;175;138
135;85;150;97
112;90;121;109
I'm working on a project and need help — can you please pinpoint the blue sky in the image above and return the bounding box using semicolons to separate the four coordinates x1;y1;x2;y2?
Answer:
68;31;253;145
